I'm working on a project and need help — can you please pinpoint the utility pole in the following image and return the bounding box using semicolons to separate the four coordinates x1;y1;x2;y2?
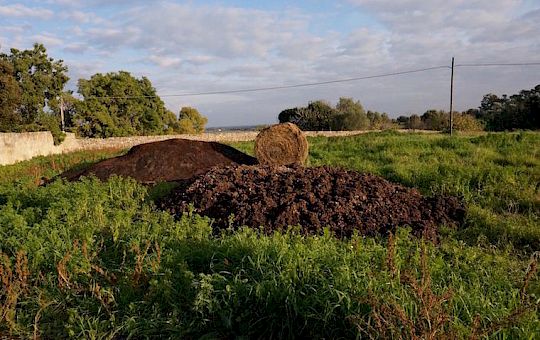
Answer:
60;96;65;132
449;57;454;135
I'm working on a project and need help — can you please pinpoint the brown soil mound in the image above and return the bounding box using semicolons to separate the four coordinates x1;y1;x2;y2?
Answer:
60;139;258;183
255;123;308;166
159;165;465;239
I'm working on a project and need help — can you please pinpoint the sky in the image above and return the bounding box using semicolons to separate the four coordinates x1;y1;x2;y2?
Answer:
1;0;539;127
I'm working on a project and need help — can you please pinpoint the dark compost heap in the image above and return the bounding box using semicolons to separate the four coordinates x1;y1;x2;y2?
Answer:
59;138;258;184
159;165;466;239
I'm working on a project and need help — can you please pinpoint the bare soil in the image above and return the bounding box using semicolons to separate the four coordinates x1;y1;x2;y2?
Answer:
159;165;466;239
59;138;257;183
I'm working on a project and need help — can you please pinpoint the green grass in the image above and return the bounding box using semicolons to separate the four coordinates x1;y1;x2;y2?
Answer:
0;132;539;338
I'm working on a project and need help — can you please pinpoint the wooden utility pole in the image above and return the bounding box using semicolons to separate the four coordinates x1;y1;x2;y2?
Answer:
449;57;454;135
60;96;65;132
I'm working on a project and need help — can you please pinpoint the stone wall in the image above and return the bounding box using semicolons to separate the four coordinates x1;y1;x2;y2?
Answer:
0;131;59;165
0;129;424;166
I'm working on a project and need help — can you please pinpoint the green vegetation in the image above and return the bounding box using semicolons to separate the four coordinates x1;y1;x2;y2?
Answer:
1;132;539;338
75;71;179;137
0;44;208;139
76;72;208;137
396;84;540;132
177;107;208;134
478;85;540;131
0;44;69;143
396;110;484;132
278;97;393;131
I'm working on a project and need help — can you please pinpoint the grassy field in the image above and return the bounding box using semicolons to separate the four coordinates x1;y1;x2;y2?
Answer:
0;131;538;338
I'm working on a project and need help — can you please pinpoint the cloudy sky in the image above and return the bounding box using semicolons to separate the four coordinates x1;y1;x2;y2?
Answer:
1;0;539;127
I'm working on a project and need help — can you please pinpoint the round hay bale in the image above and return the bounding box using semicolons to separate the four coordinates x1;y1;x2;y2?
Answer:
254;123;308;166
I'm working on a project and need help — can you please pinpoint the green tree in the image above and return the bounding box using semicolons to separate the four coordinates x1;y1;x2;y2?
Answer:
278;100;335;130
0;43;68;125
303;100;335;130
177;107;208;134
278;98;393;131
332;97;369;130
278;108;302;125
75;71;176;137
477;85;540;131
421;110;449;131
0;59;22;131
367;110;393;129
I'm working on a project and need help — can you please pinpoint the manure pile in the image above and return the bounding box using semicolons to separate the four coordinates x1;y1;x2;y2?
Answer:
60;138;257;183
159;165;465;239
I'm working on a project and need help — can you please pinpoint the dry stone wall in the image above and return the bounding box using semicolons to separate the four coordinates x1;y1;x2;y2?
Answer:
0;129;422;166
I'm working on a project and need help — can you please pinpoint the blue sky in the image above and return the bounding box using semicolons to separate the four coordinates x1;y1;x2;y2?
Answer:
1;0;539;127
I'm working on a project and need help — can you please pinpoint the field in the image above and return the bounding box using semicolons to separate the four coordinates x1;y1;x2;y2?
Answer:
0;131;539;338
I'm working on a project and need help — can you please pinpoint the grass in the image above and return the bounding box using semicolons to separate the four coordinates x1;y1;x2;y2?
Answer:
0;131;539;338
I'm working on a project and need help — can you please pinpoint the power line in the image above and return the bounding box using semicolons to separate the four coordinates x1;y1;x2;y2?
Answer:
162;65;451;97
455;62;540;67
84;61;540;100
86;65;450;99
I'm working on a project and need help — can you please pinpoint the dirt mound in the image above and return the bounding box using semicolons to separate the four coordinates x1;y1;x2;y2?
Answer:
159;165;465;239
254;123;309;166
60;139;258;183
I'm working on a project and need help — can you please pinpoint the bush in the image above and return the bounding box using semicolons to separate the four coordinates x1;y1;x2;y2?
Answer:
453;113;484;131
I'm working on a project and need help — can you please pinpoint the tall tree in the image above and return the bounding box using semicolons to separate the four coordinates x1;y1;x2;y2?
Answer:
478;86;540;131
177;107;208;134
0;59;22;131
332;97;369;130
75;71;178;137
0;43;68;124
302;100;335;130
421;109;448;131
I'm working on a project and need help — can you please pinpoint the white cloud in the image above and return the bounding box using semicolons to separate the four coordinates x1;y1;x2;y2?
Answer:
63;42;89;54
59;10;104;24
0;3;53;19
147;55;182;68
32;33;63;47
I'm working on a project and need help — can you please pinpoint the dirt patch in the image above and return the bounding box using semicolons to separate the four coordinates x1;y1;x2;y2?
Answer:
59;139;257;183
159;165;465;239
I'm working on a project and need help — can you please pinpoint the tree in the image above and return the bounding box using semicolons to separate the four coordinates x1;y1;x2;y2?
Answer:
367;110;393;129
477;86;540;131
421;110;448;131
302;100;335;130
278;101;335;130
395;115;410;128
0;43;68;125
278;97;394;131
75;71;177;137
408;114;424;130
332;97;369;130
177;107;208;134
278;108;302;125
0;59;22;131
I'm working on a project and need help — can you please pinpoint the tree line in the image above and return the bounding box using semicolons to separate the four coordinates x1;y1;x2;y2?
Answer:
0;44;207;142
395;84;539;132
280;84;539;132
278;98;393;131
